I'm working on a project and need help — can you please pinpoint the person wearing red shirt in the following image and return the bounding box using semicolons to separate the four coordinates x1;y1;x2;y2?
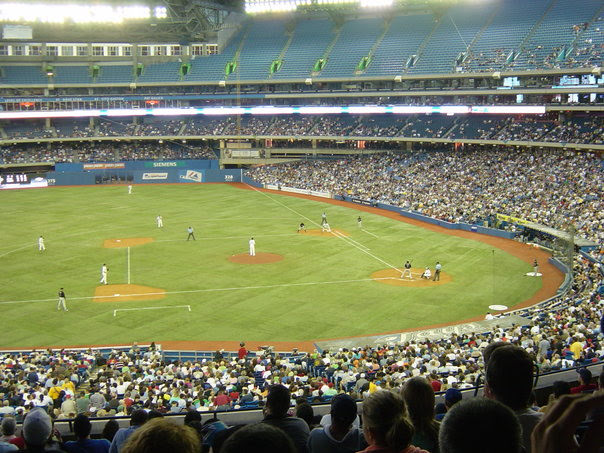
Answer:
570;368;598;394
238;342;248;361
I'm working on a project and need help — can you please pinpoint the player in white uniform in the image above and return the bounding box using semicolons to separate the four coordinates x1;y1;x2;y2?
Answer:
421;267;431;279
128;185;132;194
38;236;45;251
156;215;163;228
249;237;256;256
100;264;108;285
321;222;331;232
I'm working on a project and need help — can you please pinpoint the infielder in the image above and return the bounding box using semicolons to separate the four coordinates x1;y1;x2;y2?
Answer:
57;288;68;311
100;264;108;285
321;222;331;232
249;237;256;256
38;235;45;252
156;215;163;228
401;260;412;279
297;222;306;233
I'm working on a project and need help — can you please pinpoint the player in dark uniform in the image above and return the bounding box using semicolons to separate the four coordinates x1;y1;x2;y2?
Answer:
401;260;412;279
57;288;68;311
357;216;362;228
297;222;306;233
321;212;327;225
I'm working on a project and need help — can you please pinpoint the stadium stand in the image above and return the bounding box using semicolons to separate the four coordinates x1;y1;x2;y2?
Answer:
278;18;333;79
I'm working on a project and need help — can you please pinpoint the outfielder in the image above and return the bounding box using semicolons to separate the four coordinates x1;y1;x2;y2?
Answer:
401;260;412;279
128;185;132;194
249;237;256;256
57;288;68;311
156;215;163;228
100;264;108;285
38;235;45;252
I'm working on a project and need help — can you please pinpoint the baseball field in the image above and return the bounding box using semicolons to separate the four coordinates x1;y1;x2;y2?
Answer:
0;183;549;349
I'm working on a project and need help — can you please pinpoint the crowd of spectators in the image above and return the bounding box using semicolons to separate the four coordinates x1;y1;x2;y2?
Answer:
2;115;601;144
0;142;216;164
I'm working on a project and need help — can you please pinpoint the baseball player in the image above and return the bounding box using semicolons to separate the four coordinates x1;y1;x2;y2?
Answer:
38;235;45;252
321;212;327;225
420;267;431;280
401;260;412;279
249;237;256;256
433;262;442;281
357;216;362;228
156;215;163;228
100;264;108;285
321;222;331;232
57;288;68;311
297;222;307;233
187;226;195;241
128;185;132;194
533;259;539;275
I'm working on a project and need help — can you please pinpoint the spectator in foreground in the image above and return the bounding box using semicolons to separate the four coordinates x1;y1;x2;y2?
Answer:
21;408;64;453
1;417;24;450
539;380;571;414
308;393;364;453
220;423;296;453
358;390;427;453
401;377;440;453
109;409;148;453
570;368;598;394
64;414;110;453
101;420;120;443
261;385;310;453
121;419;199;453
439;398;522;453
435;388;462;422
484;345;542;453
531;392;604;453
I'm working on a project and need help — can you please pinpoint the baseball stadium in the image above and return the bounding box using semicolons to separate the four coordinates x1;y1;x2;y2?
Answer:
0;0;602;451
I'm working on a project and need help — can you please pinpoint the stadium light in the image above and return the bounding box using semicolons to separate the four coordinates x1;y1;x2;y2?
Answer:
0;105;547;120
0;3;167;23
245;0;392;14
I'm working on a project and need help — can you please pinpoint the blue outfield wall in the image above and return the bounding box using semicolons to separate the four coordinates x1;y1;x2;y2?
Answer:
47;160;242;186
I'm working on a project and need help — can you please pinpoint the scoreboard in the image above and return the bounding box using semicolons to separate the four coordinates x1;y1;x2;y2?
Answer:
0;173;30;185
0;164;51;189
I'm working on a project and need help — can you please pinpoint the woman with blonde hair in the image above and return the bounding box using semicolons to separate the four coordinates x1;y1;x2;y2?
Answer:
359;390;427;453
121;418;200;453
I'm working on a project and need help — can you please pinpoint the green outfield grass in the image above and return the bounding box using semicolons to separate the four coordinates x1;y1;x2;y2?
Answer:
0;184;541;348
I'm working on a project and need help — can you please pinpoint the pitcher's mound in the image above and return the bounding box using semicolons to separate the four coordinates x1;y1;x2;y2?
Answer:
229;253;284;264
104;238;154;248
371;268;452;287
94;284;166;302
302;229;349;237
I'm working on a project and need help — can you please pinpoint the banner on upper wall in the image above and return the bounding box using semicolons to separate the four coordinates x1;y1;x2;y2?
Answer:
56;159;218;173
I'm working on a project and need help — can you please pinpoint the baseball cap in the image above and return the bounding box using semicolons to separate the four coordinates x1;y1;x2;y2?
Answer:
23;408;52;446
330;394;357;426
444;388;462;404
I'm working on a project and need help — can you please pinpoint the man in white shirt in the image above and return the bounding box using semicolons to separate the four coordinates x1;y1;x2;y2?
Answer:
100;264;108;285
38;236;45;251
156;215;163;228
249;237;256;256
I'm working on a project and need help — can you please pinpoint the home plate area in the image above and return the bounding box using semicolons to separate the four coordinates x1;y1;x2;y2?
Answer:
93;284;166;302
